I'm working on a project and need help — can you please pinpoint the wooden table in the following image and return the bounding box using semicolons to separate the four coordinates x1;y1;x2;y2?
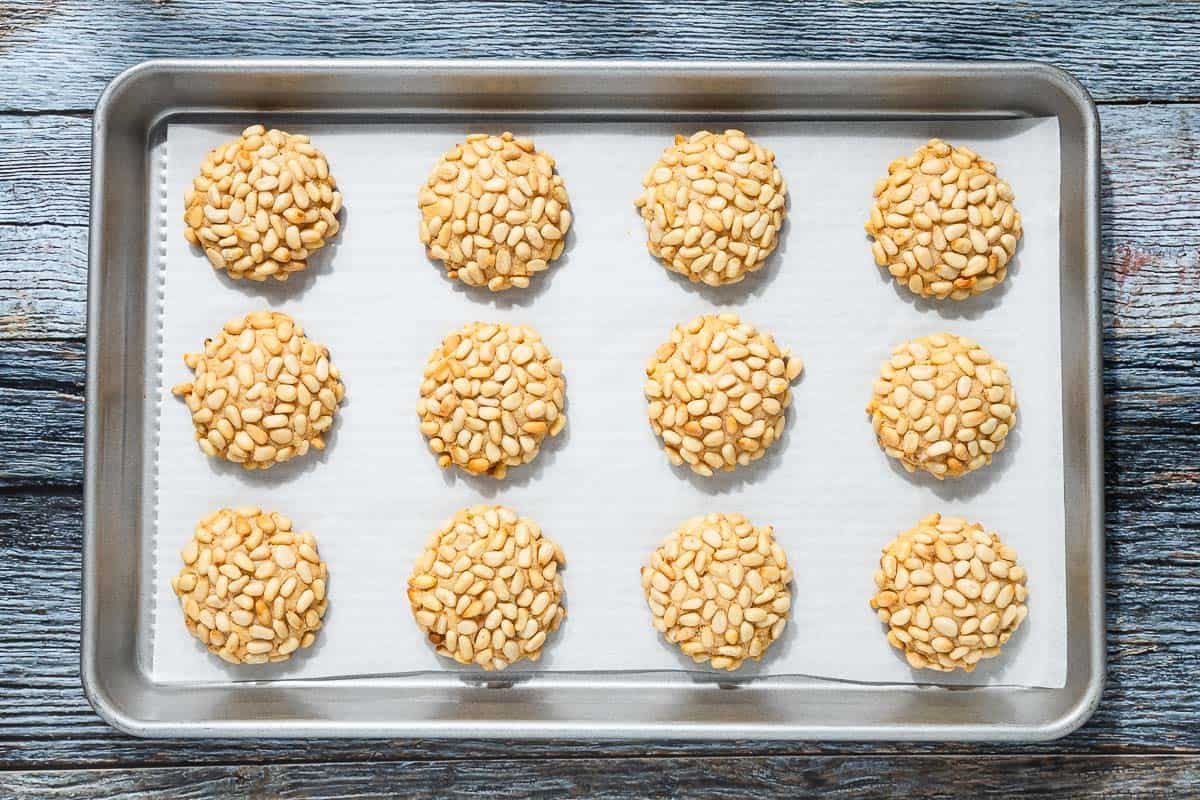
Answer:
2;2;1198;796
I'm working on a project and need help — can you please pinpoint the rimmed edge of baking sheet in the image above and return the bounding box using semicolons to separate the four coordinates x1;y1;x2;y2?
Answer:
83;59;1103;741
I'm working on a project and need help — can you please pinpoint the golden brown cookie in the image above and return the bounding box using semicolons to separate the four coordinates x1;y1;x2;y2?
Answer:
866;333;1015;479
636;129;786;286
418;132;572;291
171;507;329;665
866;138;1021;299
870;513;1028;672
184;125;342;281
645;313;802;477
417;321;565;479
171;311;345;470
408;504;566;670
642;512;792;670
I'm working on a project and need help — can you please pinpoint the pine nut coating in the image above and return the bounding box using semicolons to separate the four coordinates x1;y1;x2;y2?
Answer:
171;507;329;665
870;513;1028;672
635;130;787;286
417;321;566;479
866;332;1016;480
645;313;802;477
408;504;566;671
418;132;572;291
642;513;793;671
171;311;345;470
183;124;343;282
866;138;1022;300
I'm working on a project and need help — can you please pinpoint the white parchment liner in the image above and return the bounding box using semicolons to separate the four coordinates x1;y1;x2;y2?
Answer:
147;118;1064;688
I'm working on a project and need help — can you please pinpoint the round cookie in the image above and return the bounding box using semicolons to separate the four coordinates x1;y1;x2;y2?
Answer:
865;138;1021;300
417;321;565;479
171;310;345;470
418;132;572;291
644;313;802;477
183;124;343;282
171;507;329;665
641;512;792;671
866;333;1015;480
869;513;1028;672
635;129;787;287
407;504;566;671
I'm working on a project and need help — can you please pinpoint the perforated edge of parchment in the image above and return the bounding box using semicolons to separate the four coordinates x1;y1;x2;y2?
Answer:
144;132;171;675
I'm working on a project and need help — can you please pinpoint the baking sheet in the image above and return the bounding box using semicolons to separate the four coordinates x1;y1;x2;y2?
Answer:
148;118;1065;688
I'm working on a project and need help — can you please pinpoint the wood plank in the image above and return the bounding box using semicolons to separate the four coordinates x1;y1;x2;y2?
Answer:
3;103;1197;340
1102;103;1200;330
0;2;1199;110
0;339;84;388
1102;104;1200;252
0;342;85;490
2;755;1199;798
0;224;87;340
0;115;90;226
0;340;86;489
0;385;83;488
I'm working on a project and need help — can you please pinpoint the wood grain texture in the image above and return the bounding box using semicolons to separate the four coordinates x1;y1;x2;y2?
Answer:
4;103;1197;341
0;224;87;340
1101;105;1200;331
0;339;84;388
0;339;85;488
0;1;1199;111
0;114;89;226
0;385;82;487
2;755;1199;798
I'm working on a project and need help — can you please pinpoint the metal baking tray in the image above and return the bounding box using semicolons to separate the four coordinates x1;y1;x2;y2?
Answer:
84;59;1102;740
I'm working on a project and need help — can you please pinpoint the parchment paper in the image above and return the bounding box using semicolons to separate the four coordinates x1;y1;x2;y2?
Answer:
148;118;1064;688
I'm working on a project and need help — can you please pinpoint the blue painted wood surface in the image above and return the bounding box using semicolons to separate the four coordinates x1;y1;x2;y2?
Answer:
1;1;1198;796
